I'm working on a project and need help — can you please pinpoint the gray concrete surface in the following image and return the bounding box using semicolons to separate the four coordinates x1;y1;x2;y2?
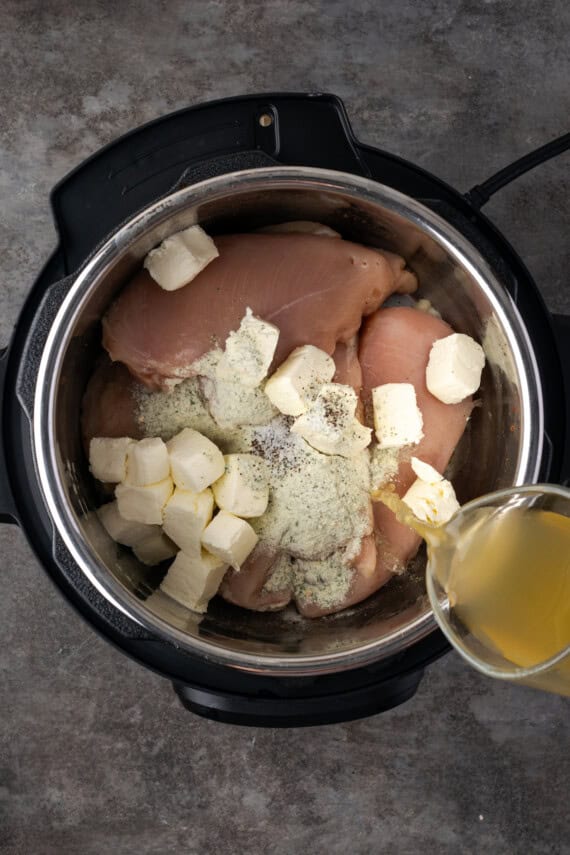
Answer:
1;1;569;853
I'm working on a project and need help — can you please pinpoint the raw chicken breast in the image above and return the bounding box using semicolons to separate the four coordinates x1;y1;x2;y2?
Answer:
296;534;387;618
89;233;473;620
102;233;417;389
332;336;363;394
296;307;473;617
81;359;143;453
360;306;474;573
221;536;381;618
223;335;375;619
220;545;292;612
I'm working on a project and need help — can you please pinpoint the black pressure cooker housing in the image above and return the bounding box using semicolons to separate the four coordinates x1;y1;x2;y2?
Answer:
1;94;569;726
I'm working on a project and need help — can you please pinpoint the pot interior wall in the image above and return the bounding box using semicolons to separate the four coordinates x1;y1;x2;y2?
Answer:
55;182;527;661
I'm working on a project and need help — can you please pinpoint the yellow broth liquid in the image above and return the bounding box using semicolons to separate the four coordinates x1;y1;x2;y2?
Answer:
374;489;570;687
445;507;570;670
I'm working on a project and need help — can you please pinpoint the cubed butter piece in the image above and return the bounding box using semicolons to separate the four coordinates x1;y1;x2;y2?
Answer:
402;477;459;525
143;225;219;291
426;333;485;404
160;549;229;613
264;345;335;416
217;308;280;388
167;428;225;492
133;531;178;566
125;437;170;486
201;510;258;570
212;454;269;518
97;500;159;546
163;487;214;554
372;382;424;448
291;383;372;458
115;477;173;525
89;437;134;483
257;221;341;238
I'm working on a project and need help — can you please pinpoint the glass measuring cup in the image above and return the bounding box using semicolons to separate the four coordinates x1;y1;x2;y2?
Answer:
424;484;570;696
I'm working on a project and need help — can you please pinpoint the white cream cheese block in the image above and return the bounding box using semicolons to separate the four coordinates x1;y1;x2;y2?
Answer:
291;383;371;458
264;344;335;416
163;487;214;554
201;510;259;570
160;549;229;613
115;477;173;525
89;437;134;483
143;225;219;291
212;454;269;518
402;457;459;525
426;333;485;404
167;428;225;492
133;531;178;566
372;383;424;449
217;308;280;388
125;437;170;487
97;500;159;546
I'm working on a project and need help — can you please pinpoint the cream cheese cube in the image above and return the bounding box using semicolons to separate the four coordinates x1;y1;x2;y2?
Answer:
125;437;170;486
212;454;269;518
218;308;280;388
167;428;225;492
89;437;134;483
415;298;442;319
160;549;229;613
133;531;178;566
410;457;443;483
257;221;341;238
264;345;336;416
115;477;173;525
163;487;214;554
201;510;258;570
426;333;485;404
198;357;278;430
97;500;159;546
372;383;424;448
402;476;459;525
143;225;219;291
291;383;372;458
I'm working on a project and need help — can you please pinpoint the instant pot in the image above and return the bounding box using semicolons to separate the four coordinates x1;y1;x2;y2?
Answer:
1;93;569;726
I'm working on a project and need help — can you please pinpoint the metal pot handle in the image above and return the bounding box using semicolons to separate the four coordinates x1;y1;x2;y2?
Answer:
0;348;18;524
465;131;570;209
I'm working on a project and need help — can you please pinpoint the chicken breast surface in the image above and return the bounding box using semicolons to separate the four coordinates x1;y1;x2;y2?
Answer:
359;307;473;575
102;233;417;389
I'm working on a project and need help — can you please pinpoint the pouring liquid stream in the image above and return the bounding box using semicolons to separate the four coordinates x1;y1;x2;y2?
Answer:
373;487;570;676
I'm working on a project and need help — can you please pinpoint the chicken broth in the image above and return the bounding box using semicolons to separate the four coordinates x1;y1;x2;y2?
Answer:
446;508;570;675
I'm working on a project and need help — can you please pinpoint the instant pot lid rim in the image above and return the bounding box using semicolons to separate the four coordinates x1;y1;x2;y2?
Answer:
32;166;543;676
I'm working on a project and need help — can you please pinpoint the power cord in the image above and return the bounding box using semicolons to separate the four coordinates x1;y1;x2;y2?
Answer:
465;131;570;209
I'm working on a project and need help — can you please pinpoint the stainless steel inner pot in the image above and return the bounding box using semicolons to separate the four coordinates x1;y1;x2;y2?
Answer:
33;167;543;675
